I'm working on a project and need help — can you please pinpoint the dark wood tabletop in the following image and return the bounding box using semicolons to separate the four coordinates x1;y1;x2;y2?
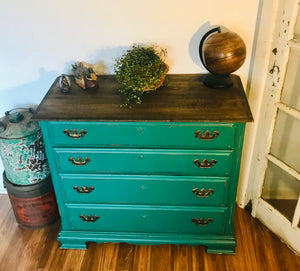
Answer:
33;74;253;122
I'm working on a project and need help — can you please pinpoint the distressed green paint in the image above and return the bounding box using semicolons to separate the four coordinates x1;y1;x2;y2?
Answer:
40;121;245;254
58;231;237;253
49;121;235;149
67;205;226;234
0;130;50;185
56;148;233;176
60;174;229;206
35;74;253;254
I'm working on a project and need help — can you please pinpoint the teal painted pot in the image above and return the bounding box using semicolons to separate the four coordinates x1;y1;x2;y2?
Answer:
0;108;50;185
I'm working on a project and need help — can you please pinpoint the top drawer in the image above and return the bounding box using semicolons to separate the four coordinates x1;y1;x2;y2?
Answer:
43;121;235;149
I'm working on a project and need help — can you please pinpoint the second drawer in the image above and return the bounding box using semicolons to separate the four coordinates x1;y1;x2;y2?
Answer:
60;174;229;206
55;149;233;176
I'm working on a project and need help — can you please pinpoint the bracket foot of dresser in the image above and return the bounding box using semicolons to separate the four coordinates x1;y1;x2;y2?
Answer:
206;245;236;254
58;230;236;254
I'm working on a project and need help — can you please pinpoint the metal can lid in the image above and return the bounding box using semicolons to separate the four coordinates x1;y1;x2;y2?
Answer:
0;107;41;139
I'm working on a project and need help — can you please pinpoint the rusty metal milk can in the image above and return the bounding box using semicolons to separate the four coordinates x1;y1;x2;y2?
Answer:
0;108;50;185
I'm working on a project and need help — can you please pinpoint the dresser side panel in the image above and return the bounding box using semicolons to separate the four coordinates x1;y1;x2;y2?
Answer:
225;123;246;235
39;121;70;229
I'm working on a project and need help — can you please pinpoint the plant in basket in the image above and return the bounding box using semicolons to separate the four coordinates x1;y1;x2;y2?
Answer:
114;44;168;107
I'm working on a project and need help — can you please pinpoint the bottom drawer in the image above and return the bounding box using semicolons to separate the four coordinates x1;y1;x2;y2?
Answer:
66;205;227;235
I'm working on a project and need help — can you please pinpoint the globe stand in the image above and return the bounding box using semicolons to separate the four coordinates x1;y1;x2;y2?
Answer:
203;73;233;88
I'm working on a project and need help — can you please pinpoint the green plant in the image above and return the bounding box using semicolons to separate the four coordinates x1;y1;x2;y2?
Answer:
114;44;168;107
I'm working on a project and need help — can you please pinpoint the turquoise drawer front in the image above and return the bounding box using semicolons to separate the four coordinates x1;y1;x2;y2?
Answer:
47;122;235;149
66;205;226;235
55;149;233;176
60;174;229;206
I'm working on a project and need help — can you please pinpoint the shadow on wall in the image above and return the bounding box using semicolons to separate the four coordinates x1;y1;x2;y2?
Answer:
188;21;231;72
64;45;132;75
189;21;212;71
0;45;133;192
0;68;59;192
0;68;60;113
0;45;153;114
245;0;263;96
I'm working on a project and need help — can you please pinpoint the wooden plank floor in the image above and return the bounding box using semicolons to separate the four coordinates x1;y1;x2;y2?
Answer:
0;194;299;271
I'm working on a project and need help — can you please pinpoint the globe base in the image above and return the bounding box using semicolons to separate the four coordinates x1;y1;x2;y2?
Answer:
203;73;233;89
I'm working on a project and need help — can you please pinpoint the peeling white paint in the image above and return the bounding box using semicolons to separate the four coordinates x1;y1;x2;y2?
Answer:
243;0;300;255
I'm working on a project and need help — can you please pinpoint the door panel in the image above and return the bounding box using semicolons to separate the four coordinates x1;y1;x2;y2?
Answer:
270;110;300;172
281;48;300;111
262;160;300;224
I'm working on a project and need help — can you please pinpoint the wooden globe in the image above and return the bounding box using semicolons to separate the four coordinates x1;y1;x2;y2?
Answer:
202;31;246;75
199;27;246;88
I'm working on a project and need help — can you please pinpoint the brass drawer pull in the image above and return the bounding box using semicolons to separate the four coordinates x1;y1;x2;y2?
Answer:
68;157;91;166
195;130;220;140
193;158;217;168
191;217;213;226
63;129;87;139
79;214;99;222
73;185;95;194
192;188;214;197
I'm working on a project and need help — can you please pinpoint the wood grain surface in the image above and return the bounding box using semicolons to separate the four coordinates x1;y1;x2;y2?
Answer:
0;194;299;271
33;74;253;122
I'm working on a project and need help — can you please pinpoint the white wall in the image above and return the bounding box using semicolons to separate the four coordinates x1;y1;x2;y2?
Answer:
0;0;260;192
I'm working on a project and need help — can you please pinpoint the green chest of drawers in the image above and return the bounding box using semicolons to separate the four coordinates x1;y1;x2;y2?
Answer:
34;74;252;254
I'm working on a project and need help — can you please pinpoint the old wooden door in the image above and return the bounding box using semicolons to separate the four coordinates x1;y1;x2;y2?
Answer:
247;0;300;254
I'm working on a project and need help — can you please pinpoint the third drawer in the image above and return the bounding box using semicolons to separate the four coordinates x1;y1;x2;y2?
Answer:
60;174;229;206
